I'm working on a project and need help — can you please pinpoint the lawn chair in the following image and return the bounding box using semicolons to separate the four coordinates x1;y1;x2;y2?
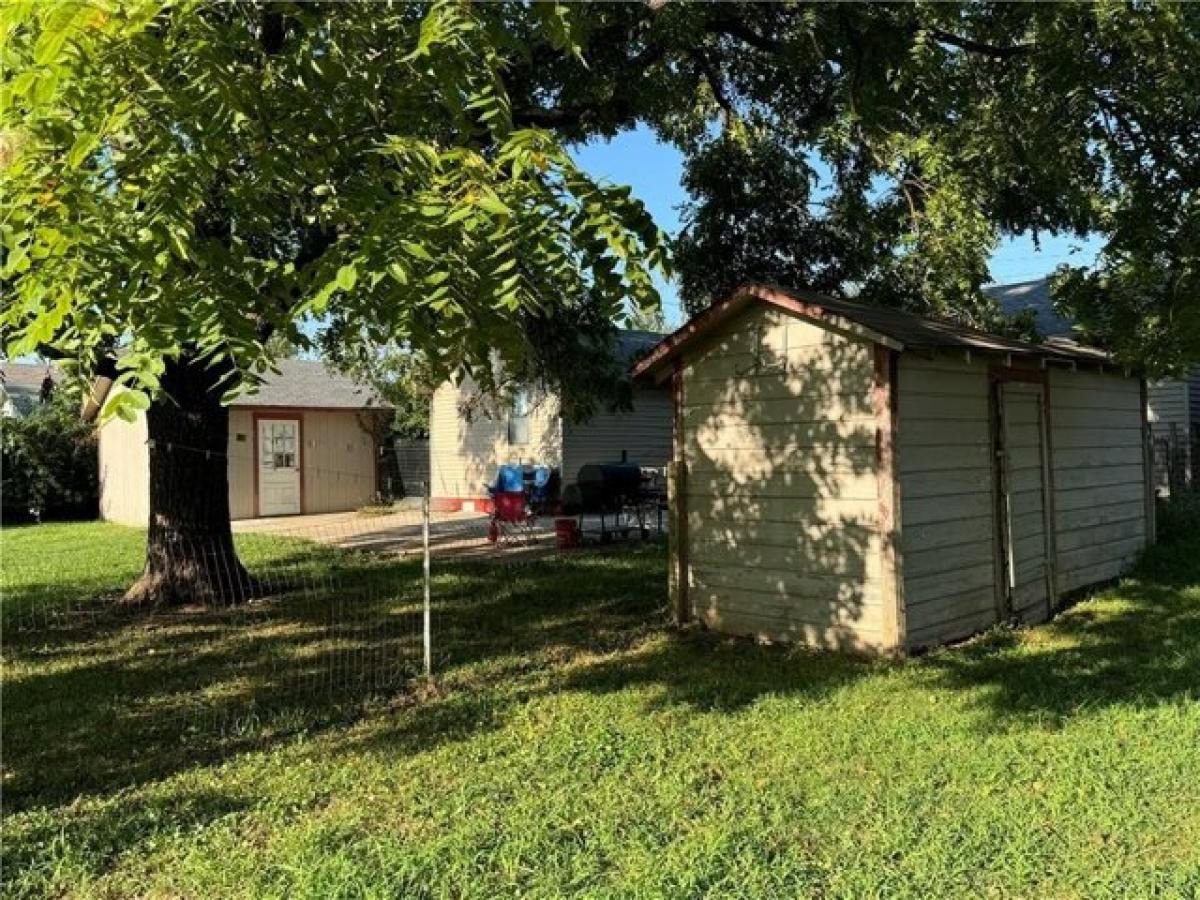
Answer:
486;465;538;545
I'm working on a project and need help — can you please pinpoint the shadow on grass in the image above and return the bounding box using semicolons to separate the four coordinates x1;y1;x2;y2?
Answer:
3;543;681;811
6;520;1199;822
923;528;1200;728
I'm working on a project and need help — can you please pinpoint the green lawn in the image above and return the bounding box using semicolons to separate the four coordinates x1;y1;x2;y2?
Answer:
3;511;1200;898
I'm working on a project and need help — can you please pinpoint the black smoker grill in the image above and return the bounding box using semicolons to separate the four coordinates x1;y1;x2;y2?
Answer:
562;461;666;541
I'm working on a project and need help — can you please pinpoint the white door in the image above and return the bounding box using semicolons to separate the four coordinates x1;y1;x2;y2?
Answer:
258;418;301;516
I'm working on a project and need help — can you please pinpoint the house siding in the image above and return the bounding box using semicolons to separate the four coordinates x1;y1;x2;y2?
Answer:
228;410;256;520
300;410;377;514
1048;368;1148;593
560;386;673;479
897;354;1000;650
679;303;885;651
428;377;562;502
1147;377;1190;490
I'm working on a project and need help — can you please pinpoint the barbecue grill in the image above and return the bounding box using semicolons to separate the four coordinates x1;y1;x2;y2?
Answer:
562;462;665;541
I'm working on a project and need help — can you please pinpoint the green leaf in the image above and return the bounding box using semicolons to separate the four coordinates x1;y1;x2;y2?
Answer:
336;263;358;291
401;241;435;262
30;69;59;106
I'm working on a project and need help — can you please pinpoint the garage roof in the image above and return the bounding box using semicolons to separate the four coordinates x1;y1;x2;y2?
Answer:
232;359;387;409
634;283;1114;381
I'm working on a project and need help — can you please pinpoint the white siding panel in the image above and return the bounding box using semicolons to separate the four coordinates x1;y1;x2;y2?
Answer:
898;353;999;649
680;304;886;651
1049;368;1147;595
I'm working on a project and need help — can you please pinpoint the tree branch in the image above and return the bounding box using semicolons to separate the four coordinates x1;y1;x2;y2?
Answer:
703;15;783;54
511;37;667;130
925;27;1032;59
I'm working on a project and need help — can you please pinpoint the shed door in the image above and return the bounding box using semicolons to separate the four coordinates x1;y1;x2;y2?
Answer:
258;418;302;517
994;381;1052;623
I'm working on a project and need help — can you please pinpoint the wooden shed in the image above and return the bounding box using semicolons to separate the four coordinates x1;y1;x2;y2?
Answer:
97;360;390;525
634;284;1154;653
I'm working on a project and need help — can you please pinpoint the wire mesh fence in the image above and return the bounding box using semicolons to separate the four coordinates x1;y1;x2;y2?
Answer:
2;438;671;805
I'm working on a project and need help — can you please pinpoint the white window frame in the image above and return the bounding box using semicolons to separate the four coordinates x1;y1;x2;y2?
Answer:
507;386;532;445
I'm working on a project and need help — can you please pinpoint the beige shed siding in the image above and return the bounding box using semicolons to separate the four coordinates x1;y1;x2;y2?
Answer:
100;406;376;524
429;377;562;500
896;354;999;649
228;410;256;520
299;410;377;514
681;304;885;651
560;387;672;479
97;406;151;526
1048;368;1147;593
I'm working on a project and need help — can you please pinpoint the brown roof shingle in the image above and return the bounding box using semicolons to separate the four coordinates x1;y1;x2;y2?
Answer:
634;283;1113;380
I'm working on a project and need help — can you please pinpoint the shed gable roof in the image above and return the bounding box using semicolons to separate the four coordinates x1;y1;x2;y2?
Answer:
633;283;1111;381
232;359;387;409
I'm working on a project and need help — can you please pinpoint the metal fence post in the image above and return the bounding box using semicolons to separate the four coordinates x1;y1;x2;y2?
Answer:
422;482;432;678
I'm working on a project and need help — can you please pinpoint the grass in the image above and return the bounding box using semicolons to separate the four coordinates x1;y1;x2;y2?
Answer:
3;511;1200;898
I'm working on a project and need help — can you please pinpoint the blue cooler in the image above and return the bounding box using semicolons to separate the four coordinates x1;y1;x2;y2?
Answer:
494;464;525;494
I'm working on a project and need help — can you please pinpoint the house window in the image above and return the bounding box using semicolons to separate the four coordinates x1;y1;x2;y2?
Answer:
508;386;531;445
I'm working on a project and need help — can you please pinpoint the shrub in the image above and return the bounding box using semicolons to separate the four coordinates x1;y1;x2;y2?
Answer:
1;393;98;523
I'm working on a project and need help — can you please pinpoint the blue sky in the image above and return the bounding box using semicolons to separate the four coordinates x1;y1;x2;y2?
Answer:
573;126;1103;328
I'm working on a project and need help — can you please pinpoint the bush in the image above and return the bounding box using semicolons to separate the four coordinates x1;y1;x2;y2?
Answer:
1;394;98;523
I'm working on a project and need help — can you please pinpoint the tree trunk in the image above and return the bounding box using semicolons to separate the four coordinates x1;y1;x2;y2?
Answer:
123;354;257;608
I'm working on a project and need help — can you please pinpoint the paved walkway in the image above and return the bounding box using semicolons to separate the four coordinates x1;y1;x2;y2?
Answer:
233;507;557;558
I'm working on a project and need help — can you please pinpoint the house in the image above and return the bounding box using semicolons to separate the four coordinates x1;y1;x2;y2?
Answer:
634;283;1152;654
97;359;391;525
428;330;671;511
0;361;59;417
987;277;1200;491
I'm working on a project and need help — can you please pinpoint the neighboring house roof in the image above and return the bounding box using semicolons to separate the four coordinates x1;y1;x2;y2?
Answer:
0;361;60;417
614;329;668;367
233;359;388;410
987;278;1200;399
635;283;1110;381
983;278;1074;337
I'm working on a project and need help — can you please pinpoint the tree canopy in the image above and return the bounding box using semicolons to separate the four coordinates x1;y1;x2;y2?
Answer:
500;2;1200;371
1;1;668;415
4;0;1198;394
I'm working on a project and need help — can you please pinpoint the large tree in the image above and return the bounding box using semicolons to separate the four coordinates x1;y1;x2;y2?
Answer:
1;1;666;604
497;3;1200;366
5;2;1199;603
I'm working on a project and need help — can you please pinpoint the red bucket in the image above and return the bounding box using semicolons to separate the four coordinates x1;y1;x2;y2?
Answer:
554;517;580;550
